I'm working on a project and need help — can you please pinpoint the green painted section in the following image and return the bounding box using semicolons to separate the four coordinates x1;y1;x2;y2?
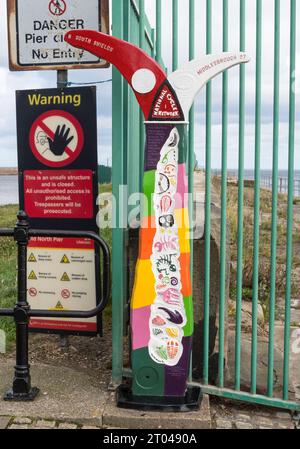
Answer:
203;0;212;386
268;0;280;398
200;385;300;412
177;126;188;165
111;0;126;386
251;0;262;396
218;0;228;389
183;296;194;337
142;170;155;219
111;0;156;385
132;347;165;396
235;0;246;391
283;0;296;401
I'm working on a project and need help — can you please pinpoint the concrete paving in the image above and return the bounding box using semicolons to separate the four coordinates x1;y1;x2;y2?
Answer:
102;393;211;429
0;358;108;426
0;358;212;429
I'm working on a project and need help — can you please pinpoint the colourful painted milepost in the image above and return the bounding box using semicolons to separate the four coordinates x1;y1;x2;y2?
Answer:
65;29;249;408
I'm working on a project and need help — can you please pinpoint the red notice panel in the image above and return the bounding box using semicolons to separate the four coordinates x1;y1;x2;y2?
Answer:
24;170;94;219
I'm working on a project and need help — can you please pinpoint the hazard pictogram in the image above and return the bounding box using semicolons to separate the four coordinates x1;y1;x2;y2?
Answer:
61;272;70;282
28;287;37;297
29;110;84;168
28;253;37;262
60;254;70;264
28;270;37;280
49;0;66;16
55;301;64;310
61;289;71;299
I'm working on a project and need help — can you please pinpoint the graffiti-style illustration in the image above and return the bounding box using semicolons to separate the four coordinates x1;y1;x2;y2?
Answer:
160;195;173;214
149;128;185;367
65;29;249;409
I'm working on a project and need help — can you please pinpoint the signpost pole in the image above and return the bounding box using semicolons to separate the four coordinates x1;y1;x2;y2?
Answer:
65;29;250;411
4;212;39;401
57;69;70;349
57;70;68;89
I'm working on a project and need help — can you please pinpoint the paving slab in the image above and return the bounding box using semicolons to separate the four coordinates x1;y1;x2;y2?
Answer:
102;393;211;429
0;416;11;429
0;358;108;426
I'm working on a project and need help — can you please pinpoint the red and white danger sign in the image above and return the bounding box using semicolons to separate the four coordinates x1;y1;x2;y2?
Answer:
29;110;84;167
7;0;110;71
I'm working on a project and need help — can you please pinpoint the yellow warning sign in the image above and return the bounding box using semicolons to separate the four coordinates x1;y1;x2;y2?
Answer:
55;301;64;310
28;253;37;262
61;272;70;282
60;254;70;264
28;270;37;280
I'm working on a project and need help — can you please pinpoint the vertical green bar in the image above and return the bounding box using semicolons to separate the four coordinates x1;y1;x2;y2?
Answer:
139;0;145;191
172;0;179;71
151;28;156;59
203;0;212;385
267;0;280;398
189;0;195;273
156;0;162;64
112;0;125;385
251;0;262;395
218;0;228;388
188;0;195;383
235;0;246;391
283;0;296;401
123;0;130;182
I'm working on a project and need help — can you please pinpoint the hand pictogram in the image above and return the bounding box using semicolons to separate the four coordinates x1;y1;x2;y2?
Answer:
47;125;74;156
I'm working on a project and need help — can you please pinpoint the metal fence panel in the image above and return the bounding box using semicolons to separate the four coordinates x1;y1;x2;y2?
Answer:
112;0;300;412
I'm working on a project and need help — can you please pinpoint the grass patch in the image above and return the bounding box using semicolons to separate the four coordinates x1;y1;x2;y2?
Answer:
99;183;112;194
0;205;18;348
225;177;300;303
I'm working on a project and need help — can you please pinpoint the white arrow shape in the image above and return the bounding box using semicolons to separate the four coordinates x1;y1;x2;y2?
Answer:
168;52;250;120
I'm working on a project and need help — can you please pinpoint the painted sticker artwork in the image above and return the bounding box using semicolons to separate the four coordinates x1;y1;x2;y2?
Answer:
149;128;186;367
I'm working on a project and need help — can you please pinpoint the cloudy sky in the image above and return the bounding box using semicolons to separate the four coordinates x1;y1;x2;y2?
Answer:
0;0;299;170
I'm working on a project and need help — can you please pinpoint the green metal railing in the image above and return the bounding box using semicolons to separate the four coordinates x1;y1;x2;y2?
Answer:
112;0;300;412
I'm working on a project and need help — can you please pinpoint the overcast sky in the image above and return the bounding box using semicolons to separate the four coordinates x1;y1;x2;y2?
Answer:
0;0;299;170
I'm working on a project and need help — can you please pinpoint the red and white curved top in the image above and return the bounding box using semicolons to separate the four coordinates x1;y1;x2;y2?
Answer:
64;30;167;119
65;30;250;122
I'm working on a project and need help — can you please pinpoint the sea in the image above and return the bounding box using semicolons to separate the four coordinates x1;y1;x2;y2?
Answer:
0;175;19;206
0;171;299;206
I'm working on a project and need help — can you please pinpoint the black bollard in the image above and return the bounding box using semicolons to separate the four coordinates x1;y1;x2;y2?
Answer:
4;211;39;401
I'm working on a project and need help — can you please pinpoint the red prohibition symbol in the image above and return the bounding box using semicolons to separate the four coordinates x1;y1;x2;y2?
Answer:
49;0;66;16
61;289;71;299
29;110;84;168
28;287;37;297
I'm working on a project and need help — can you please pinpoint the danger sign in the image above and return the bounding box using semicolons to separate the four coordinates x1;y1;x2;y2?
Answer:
7;0;109;71
29;110;84;167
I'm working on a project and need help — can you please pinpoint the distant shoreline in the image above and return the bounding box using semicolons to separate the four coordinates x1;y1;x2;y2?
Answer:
0;168;17;175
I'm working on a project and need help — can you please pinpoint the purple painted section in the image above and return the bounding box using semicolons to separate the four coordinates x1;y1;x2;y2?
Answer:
174;163;188;209
144;124;174;171
164;336;192;396
131;306;151;350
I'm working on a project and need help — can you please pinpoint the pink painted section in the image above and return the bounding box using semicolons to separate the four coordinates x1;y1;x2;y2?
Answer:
175;164;188;210
131;306;151;350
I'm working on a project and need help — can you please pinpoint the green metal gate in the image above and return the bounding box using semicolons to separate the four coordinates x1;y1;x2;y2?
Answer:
111;0;300;412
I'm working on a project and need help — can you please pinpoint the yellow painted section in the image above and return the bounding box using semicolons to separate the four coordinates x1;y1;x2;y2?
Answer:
131;259;156;309
175;208;190;254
